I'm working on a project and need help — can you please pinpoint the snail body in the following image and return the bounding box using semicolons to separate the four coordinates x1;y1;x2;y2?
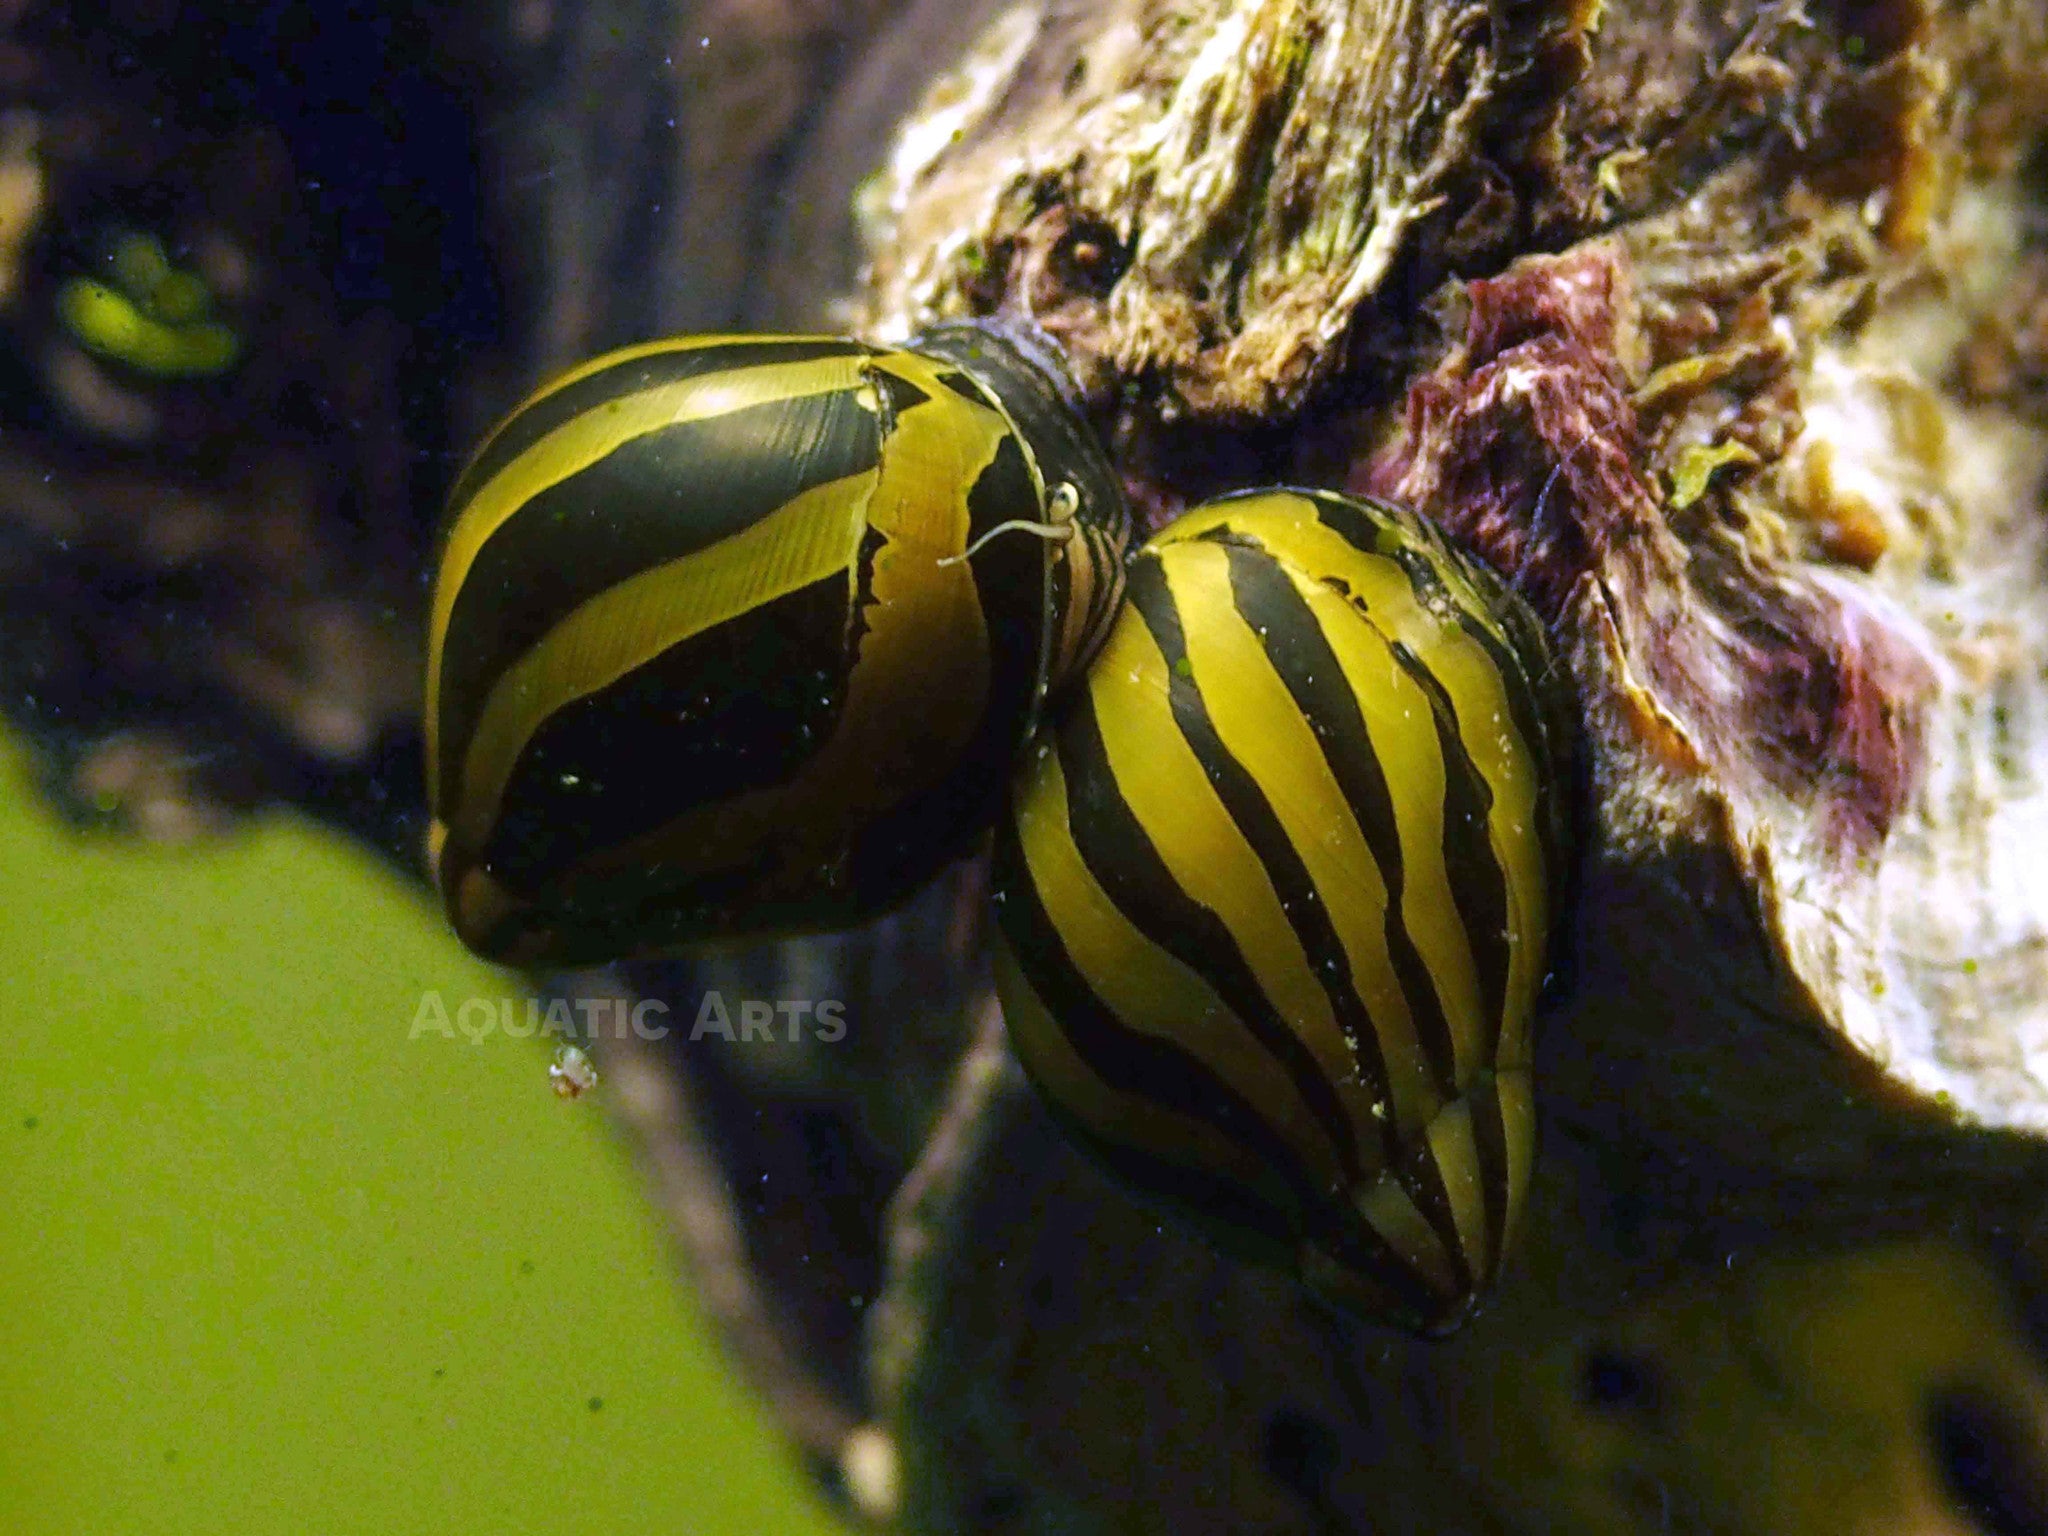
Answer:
991;488;1572;1334
427;324;1131;966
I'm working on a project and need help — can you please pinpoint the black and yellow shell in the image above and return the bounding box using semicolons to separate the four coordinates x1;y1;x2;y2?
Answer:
990;488;1573;1335
426;325;1131;967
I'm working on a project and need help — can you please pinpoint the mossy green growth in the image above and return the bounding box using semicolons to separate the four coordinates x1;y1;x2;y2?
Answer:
56;230;240;377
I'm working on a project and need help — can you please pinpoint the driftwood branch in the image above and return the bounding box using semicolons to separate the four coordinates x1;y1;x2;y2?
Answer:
673;0;2048;1527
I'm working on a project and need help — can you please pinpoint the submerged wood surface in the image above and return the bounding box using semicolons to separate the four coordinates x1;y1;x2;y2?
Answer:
619;0;2048;1529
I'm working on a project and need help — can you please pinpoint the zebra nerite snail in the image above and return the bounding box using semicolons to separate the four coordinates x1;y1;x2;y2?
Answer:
990;489;1573;1334
426;325;1131;965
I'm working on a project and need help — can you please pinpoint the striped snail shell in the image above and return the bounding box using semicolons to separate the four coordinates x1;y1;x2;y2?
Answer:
990;488;1573;1335
427;324;1132;966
